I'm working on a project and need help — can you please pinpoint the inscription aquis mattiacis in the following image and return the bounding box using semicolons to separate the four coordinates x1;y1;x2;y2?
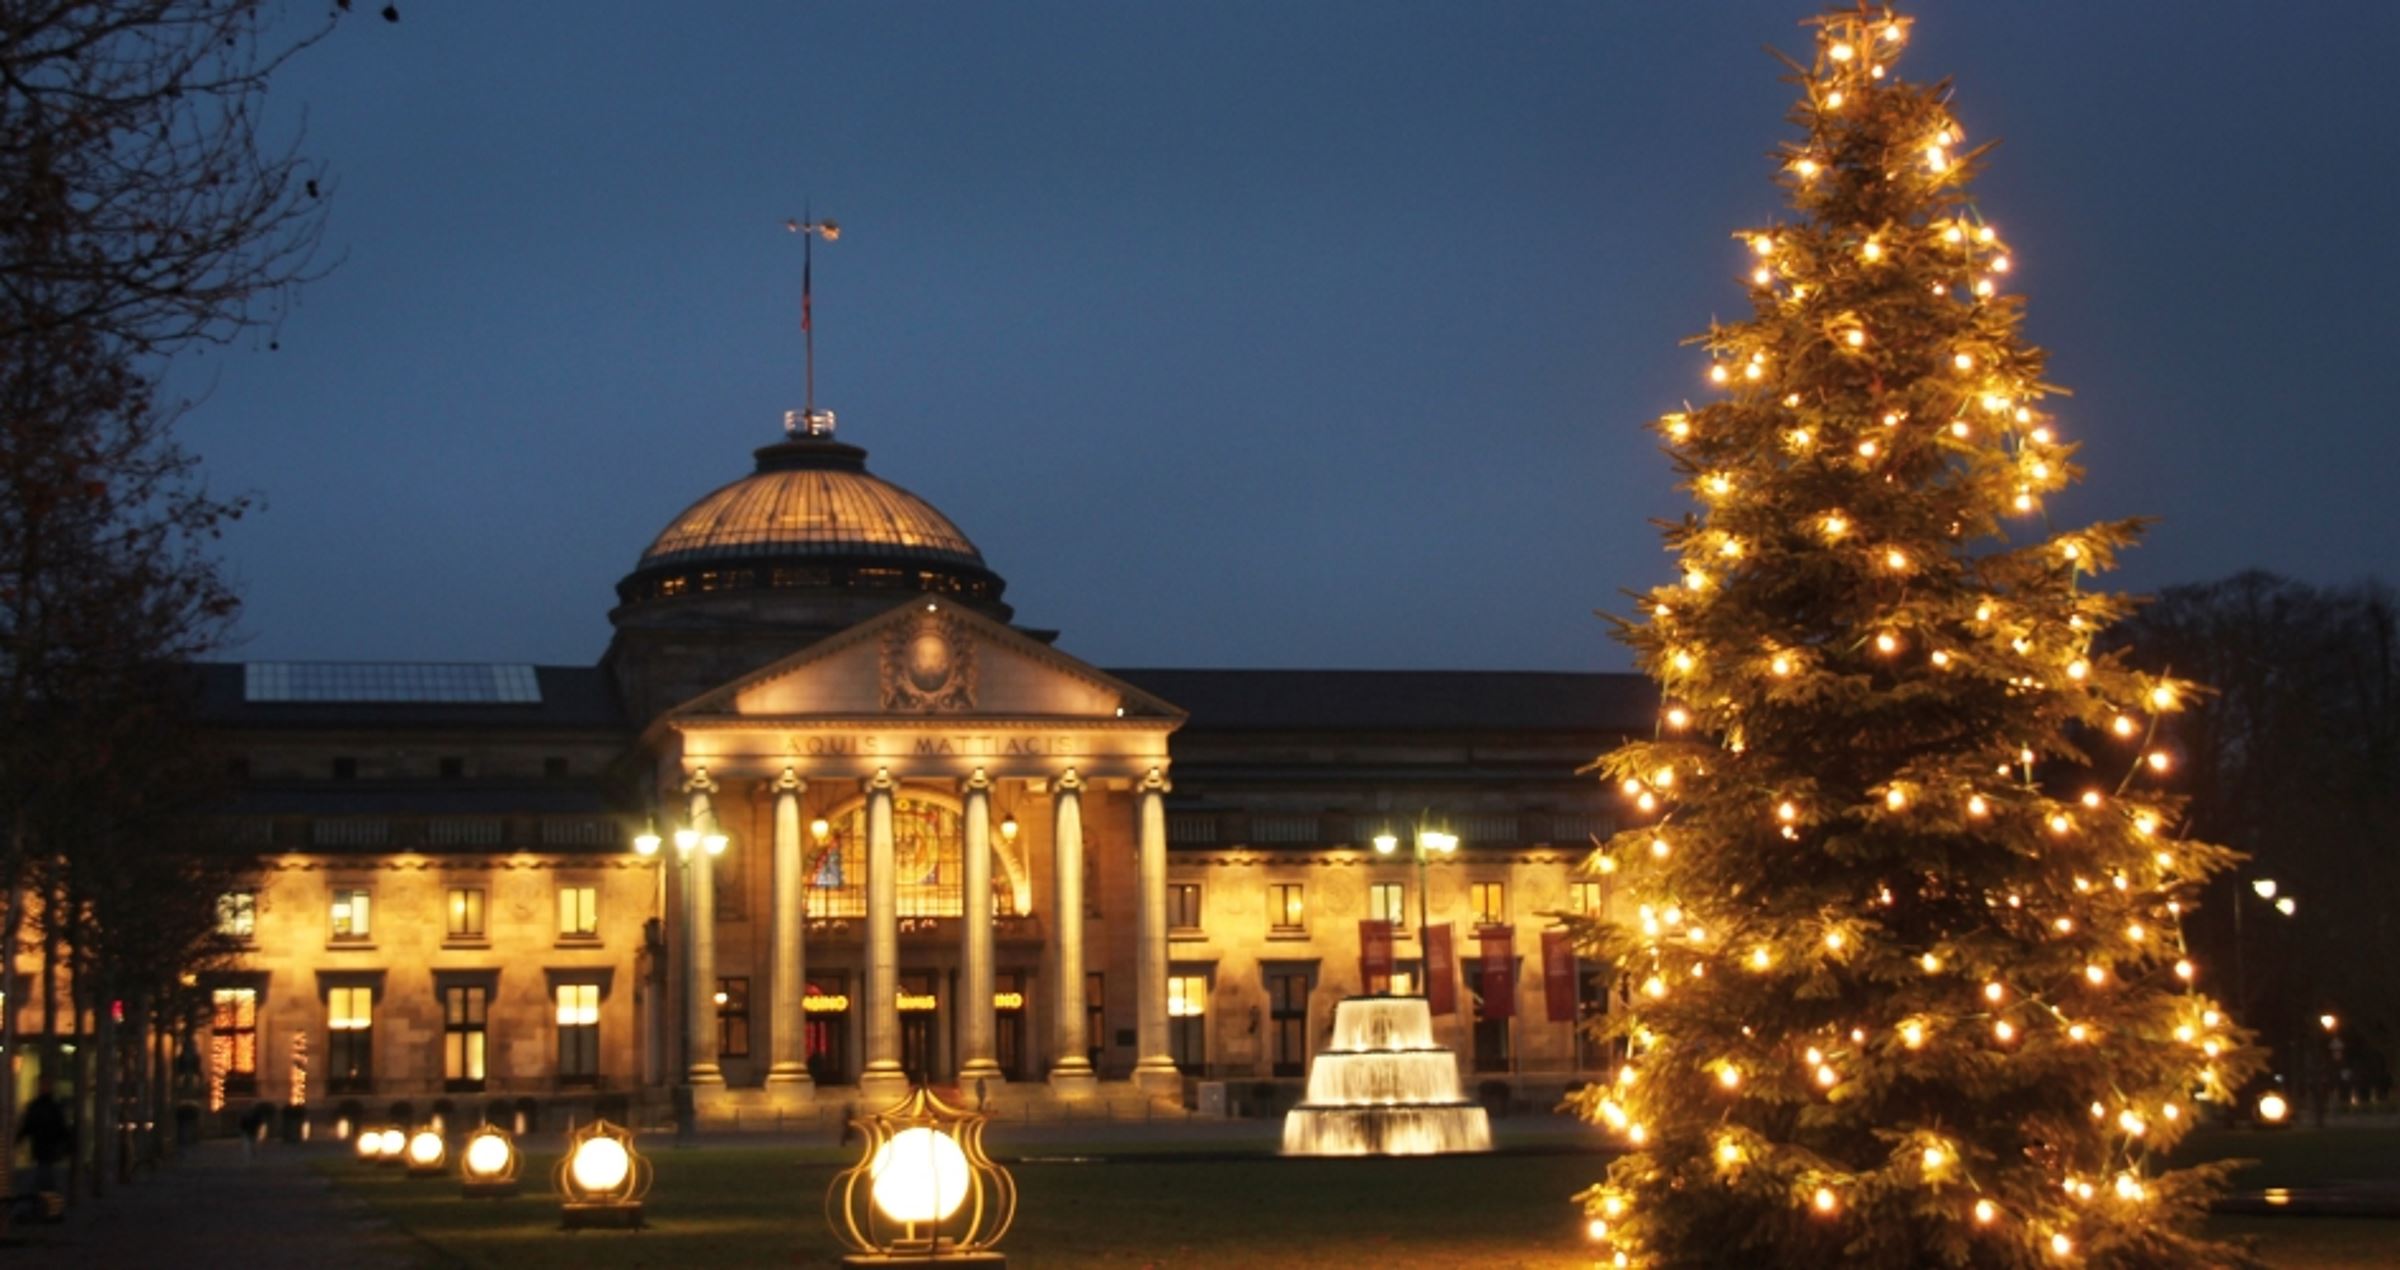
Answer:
783;733;1091;758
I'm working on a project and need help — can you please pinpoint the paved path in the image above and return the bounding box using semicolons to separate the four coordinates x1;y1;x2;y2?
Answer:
2;1140;435;1269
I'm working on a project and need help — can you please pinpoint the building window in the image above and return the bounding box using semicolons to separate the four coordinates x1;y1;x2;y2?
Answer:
717;977;751;1059
1167;882;1202;933
327;986;374;1093
1569;881;1604;916
807;796;965;919
1368;882;1407;930
1471;881;1507;928
558;884;598;941
1166;974;1207;1074
330;887;372;942
556;983;599;1084
1268;883;1305;935
442;985;488;1092
216;891;256;942
446;887;487;942
1269;971;1310;1077
209;988;258;1103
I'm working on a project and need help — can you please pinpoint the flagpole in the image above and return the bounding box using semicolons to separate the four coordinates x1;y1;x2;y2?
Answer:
784;213;840;436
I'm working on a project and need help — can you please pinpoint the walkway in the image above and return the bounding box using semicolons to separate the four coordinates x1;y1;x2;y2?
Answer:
2;1140;433;1269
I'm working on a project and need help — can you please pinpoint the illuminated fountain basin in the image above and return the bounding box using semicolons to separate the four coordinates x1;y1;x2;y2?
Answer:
1281;996;1492;1156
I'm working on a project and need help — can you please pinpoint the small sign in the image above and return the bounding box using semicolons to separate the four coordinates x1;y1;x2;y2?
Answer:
897;992;938;1013
803;992;851;1014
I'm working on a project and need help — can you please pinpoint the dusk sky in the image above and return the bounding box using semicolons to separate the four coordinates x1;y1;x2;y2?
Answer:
185;2;2400;672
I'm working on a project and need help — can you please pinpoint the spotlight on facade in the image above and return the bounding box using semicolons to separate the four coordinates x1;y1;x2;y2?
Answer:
829;1086;1015;1266
634;821;662;856
2257;1092;2290;1125
461;1124;522;1198
557;1119;650;1229
811;816;833;844
405;1128;449;1177
998;814;1018;844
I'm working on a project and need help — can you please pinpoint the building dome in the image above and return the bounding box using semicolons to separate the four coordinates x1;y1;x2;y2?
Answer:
614;434;1010;615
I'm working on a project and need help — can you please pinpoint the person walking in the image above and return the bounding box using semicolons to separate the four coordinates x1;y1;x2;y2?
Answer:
16;1089;71;1218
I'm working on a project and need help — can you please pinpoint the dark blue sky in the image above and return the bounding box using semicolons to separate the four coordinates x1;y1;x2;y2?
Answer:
184;2;2400;671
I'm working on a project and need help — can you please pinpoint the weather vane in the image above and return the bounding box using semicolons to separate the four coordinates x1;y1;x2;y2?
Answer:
784;212;841;438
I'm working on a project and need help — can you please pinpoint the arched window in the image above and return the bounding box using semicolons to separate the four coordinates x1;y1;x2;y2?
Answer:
804;791;1025;919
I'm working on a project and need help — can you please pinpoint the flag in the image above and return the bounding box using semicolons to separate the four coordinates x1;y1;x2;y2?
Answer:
1542;928;1579;1023
1425;923;1457;1015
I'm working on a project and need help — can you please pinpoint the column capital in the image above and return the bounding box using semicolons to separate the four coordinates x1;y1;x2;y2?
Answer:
962;766;993;794
1138;766;1172;795
1054;767;1085;794
864;766;897;794
773;766;804;795
681;766;719;796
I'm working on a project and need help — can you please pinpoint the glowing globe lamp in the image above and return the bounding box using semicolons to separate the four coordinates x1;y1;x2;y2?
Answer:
555;1119;649;1229
870;1127;974;1224
460;1124;522;1198
353;1127;381;1160
830;1086;1014;1266
405;1128;448;1177
2257;1092;2290;1126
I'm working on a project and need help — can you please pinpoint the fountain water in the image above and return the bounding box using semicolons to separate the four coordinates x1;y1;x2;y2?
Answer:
1280;996;1493;1156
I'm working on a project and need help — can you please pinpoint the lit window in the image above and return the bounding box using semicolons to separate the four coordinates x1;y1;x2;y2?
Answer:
1472;881;1507;928
1269;883;1306;934
216;891;256;941
1168;882;1203;932
558;885;598;940
327;985;374;1093
1166;973;1207;1074
446;887;487;941
1369;882;1407;929
210;988;258;1104
1569;881;1604;915
330;887;371;942
442;985;488;1091
556;983;600;1083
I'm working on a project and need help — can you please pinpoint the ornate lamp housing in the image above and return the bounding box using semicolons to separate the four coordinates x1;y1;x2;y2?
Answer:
460;1124;523;1198
555;1119;652;1229
828;1086;1015;1267
404;1127;449;1177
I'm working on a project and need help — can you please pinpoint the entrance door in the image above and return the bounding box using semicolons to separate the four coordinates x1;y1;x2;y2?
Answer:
899;972;940;1084
805;978;850;1085
994;971;1027;1081
1268;971;1310;1077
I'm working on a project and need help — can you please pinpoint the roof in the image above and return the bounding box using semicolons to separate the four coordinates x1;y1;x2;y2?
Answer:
191;663;627;731
639;437;985;571
1105;668;1656;734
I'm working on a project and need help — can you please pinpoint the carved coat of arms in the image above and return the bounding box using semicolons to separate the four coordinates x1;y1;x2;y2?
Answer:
881;609;977;712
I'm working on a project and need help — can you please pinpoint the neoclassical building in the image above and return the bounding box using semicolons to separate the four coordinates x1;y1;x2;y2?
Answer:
190;419;1650;1125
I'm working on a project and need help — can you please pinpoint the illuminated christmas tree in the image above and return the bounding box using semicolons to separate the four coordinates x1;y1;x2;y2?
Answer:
1577;6;2261;1266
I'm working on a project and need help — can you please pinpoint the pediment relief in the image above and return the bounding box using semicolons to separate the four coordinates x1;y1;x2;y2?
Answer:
667;599;1182;726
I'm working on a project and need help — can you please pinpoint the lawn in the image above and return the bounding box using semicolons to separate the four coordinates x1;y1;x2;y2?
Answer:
322;1124;2400;1268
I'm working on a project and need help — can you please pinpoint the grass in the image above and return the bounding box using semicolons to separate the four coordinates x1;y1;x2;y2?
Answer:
321;1124;2400;1269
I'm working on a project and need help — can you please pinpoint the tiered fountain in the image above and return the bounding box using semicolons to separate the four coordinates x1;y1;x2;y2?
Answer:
1280;995;1493;1156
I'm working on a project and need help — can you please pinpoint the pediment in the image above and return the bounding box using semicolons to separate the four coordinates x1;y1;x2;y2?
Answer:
664;599;1185;725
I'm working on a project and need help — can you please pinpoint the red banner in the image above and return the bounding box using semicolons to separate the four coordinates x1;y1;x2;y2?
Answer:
1542;928;1578;1023
1359;919;1394;993
1425;923;1457;1015
1479;926;1516;1020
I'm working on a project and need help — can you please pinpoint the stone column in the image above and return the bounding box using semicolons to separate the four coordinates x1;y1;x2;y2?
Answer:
684;768;724;1087
765;767;812;1091
859;768;909;1107
1131;767;1180;1097
958;769;1003;1085
1048;768;1096;1092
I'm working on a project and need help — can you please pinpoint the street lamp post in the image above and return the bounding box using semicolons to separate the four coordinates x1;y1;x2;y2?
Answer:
1373;824;1458;996
632;819;725;1137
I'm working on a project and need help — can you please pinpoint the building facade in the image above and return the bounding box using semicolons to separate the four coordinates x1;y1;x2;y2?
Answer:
183;423;1652;1126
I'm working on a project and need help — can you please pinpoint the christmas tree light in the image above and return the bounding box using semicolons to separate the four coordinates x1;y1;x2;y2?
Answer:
1575;5;2259;1266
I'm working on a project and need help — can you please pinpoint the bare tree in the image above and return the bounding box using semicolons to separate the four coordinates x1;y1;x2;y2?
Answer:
0;0;362;354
